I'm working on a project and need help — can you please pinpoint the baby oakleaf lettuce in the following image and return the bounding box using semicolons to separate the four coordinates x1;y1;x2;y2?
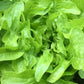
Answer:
2;31;19;50
0;51;24;61
0;0;84;84
35;50;53;82
78;70;84;79
0;1;13;12
47;59;70;83
1;70;36;84
69;29;84;70
12;57;27;73
24;0;53;19
54;79;77;84
1;2;24;29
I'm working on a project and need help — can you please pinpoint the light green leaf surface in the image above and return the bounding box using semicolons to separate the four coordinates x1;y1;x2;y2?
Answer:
69;29;84;70
0;51;24;61
47;59;70;83
79;70;84;79
1;70;36;84
35;50;53;82
0;0;84;84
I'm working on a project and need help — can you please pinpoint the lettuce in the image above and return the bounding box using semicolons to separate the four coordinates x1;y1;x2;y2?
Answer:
0;0;84;84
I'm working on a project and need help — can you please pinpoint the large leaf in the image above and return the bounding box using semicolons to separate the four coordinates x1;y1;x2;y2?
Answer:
35;49;53;82
1;2;24;29
24;0;53;19
68;29;84;70
0;51;24;61
47;59;70;83
1;70;36;84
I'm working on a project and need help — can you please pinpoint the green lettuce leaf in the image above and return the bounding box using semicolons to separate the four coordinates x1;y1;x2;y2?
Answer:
1;70;36;84
0;1;13;12
1;2;24;29
78;70;84;79
12;57;27;73
54;79;77;84
35;49;53;82
72;0;84;11
68;29;84;70
0;51;24;61
24;0;53;19
0;0;84;84
47;59;70;83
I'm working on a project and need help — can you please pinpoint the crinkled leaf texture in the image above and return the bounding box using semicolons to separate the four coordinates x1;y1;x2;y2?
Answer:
68;29;84;70
35;50;53;82
1;70;36;84
0;0;84;84
0;51;24;61
47;59;70;83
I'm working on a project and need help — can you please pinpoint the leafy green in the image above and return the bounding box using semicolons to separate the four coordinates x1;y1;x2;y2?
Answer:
47;59;70;83
12;57;27;73
35;49;53;82
55;0;81;14
0;0;84;84
0;51;24;61
54;79;77;84
24;0;53;19
79;70;84;79
1;70;36;84
1;2;24;29
0;1;13;12
71;0;84;11
68;29;84;70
